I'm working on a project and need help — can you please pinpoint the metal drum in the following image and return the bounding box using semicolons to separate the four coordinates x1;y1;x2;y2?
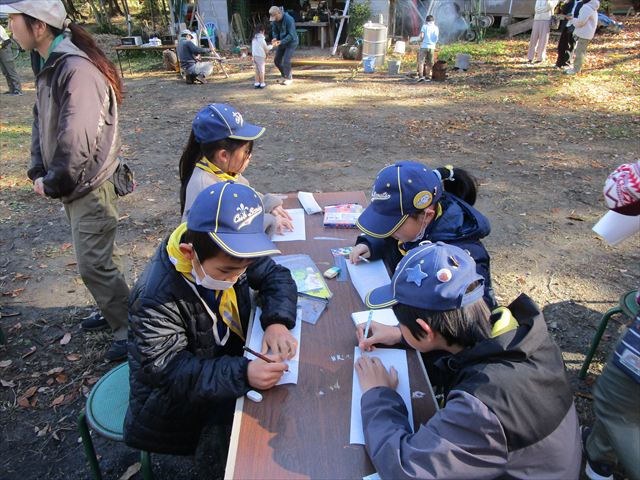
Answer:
362;22;388;67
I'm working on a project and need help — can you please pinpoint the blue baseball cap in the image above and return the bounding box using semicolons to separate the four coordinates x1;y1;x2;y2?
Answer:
366;242;484;310
192;104;265;144
187;182;280;258
356;161;442;238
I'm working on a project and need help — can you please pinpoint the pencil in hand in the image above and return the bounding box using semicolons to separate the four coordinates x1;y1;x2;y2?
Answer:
243;346;289;372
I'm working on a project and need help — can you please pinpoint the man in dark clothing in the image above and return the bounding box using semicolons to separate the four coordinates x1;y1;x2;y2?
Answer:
269;6;298;85
124;182;298;455
355;242;582;479
556;0;584;68
177;29;211;83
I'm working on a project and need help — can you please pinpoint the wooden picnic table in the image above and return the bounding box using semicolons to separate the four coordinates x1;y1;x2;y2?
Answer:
224;191;438;480
295;21;333;49
114;44;176;77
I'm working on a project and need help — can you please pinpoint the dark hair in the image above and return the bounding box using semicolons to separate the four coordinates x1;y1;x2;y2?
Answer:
178;131;253;214
426;15;434;22
183;229;224;261
435;166;479;205
393;282;491;348
23;16;123;104
255;23;265;34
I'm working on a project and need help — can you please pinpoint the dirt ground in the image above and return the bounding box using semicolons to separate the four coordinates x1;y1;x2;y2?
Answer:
1;19;639;479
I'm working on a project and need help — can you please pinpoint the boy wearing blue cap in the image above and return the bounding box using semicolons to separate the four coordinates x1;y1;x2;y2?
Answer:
350;161;495;308
125;182;298;456
355;242;581;479
179;103;293;235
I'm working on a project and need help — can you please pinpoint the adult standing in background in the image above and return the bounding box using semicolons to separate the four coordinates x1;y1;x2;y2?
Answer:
527;0;558;64
1;0;130;361
564;0;599;75
555;0;584;68
0;23;22;95
269;5;298;86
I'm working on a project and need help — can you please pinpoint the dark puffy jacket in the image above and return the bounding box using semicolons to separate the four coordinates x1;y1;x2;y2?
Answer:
271;11;299;47
361;294;581;479
124;239;297;454
357;193;495;307
28;38;120;203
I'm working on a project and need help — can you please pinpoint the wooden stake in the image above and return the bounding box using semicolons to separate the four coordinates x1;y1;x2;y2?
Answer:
194;10;229;78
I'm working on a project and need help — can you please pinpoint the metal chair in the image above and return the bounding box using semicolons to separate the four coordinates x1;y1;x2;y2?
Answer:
77;362;153;479
579;290;639;378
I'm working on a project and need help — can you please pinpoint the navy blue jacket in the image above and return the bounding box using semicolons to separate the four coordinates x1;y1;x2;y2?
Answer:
271;11;299;47
357;193;495;307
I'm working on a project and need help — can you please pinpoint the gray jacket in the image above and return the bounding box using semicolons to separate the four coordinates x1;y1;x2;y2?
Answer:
361;295;582;479
28;38;120;203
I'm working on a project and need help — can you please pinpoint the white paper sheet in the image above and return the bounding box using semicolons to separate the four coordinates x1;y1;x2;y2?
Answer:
351;309;399;327
297;191;323;215
271;208;306;242
247;307;302;385
350;347;414;445
345;260;391;304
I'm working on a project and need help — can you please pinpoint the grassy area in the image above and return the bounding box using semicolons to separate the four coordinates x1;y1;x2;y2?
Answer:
0;123;32;189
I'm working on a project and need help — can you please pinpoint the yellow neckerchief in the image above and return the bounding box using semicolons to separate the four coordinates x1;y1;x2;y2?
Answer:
398;203;444;256
166;223;244;340
195;157;238;182
490;307;519;338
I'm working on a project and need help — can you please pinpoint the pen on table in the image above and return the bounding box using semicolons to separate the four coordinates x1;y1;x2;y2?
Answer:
362;310;373;353
243;346;289;371
358;256;370;263
297;291;329;302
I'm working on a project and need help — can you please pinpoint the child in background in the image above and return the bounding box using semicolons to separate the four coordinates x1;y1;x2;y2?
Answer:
179;103;293;235
349;161;495;308
355;242;581;479
417;15;439;82
251;24;272;88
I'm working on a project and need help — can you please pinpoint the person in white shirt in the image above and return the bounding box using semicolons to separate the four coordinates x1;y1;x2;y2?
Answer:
527;0;558;63
565;0;600;74
417;15;439;82
251;24;272;88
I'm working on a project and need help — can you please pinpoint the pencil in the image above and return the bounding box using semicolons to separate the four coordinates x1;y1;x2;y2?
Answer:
358;256;370;263
243;346;289;371
362;310;373;351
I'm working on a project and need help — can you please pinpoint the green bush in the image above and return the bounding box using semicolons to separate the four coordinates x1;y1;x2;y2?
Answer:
349;1;372;39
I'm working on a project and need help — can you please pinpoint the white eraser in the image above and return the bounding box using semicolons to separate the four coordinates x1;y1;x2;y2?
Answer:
247;390;263;403
298;191;322;215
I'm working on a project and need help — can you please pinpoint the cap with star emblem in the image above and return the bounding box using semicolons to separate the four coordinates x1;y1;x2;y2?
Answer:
192;104;265;144
365;241;484;310
356;161;443;238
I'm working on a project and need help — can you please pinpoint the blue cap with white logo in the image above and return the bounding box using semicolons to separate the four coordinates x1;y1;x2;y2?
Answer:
187;182;280;258
192;104;266;144
356;161;442;238
366;242;484;310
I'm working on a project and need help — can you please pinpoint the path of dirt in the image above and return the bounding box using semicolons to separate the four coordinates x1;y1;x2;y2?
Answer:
1;25;639;479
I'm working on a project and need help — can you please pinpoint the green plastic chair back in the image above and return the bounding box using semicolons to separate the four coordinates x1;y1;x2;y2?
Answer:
85;362;130;441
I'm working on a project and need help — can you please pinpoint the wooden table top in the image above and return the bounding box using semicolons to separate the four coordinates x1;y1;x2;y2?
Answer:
114;44;176;51
295;21;329;27
225;192;437;480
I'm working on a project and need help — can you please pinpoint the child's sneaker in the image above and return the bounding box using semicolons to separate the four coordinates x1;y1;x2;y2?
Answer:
282;78;293;86
259;83;266;88
581;426;614;480
416;76;425;83
254;82;260;88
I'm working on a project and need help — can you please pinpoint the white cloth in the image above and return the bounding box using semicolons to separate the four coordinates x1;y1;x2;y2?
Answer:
251;33;272;58
533;0;558;20
193;62;213;77
571;0;600;39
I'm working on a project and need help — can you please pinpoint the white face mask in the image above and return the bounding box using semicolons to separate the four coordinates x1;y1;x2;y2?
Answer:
410;212;429;243
192;250;236;291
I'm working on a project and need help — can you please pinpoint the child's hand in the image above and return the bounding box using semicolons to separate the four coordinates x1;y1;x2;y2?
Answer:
356;322;402;352
247;354;288;389
263;323;298;359
272;205;293;221
275;215;294;234
355;356;399;393
349;244;370;264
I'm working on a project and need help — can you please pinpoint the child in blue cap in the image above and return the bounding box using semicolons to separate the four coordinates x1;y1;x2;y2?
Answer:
349;161;495;308
355;241;581;479
125;181;297;457
179;103;293;235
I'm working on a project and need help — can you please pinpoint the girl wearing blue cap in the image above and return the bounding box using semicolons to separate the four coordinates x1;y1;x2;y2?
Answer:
355;242;581;479
179;103;293;235
349;161;495;308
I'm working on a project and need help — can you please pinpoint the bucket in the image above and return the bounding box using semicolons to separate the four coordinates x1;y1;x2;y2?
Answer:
393;40;406;54
388;59;401;75
362;22;388;67
432;60;447;81
363;56;376;73
593;210;640;246
454;53;471;71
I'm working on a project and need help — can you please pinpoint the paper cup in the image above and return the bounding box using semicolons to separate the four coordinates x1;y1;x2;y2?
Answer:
592;210;640;246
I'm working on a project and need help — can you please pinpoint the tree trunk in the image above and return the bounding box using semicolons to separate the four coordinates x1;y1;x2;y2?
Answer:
109;0;125;16
62;0;82;21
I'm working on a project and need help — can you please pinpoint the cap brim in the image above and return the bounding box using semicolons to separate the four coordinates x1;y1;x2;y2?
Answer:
209;232;280;258
228;124;266;142
356;205;408;239
0;5;22;14
365;283;398;309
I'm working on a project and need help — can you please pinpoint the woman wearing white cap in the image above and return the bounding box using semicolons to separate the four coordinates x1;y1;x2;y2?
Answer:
1;0;130;361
